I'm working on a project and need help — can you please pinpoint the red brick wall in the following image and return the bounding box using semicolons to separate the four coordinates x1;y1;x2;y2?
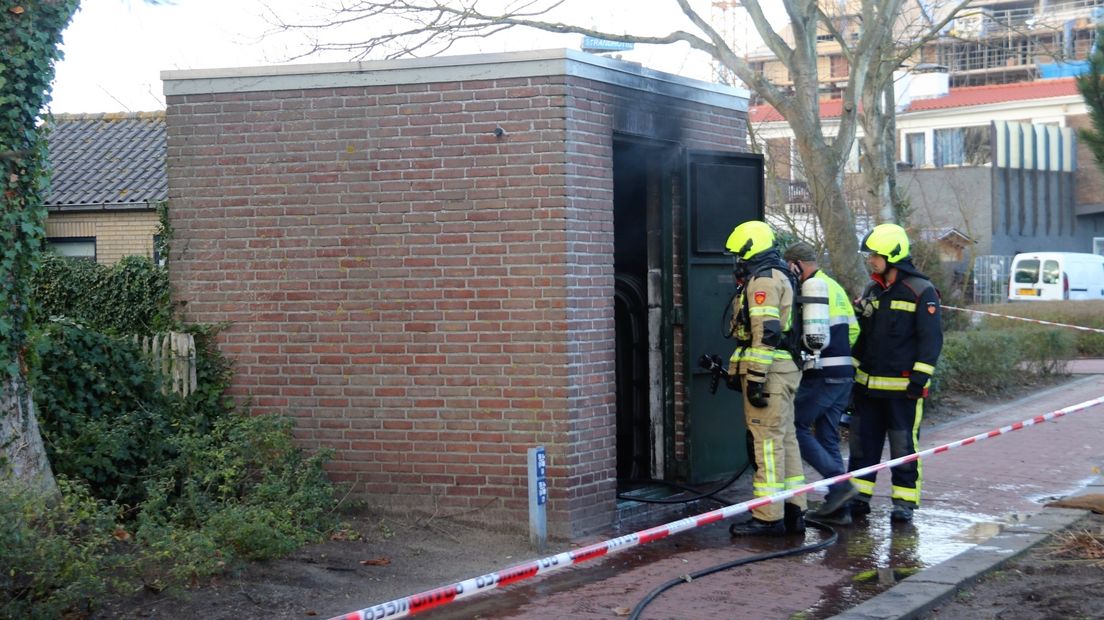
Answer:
166;70;746;537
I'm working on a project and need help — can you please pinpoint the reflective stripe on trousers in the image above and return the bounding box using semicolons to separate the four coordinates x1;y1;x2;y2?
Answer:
846;391;924;508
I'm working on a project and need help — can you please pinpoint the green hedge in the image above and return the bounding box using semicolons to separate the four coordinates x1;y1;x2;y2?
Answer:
31;323;179;506
932;326;1075;398
31;253;172;335
971;301;1104;356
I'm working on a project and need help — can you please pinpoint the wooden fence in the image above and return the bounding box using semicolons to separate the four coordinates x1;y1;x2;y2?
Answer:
134;332;197;397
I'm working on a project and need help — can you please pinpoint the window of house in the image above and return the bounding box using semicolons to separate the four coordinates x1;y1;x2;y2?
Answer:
934;128;964;166
47;237;96;261
153;234;166;267
906;132;926;167
933;126;991;167
963;126;991;165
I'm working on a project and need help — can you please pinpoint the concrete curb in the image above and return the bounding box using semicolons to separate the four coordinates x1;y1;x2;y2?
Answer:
826;480;1103;620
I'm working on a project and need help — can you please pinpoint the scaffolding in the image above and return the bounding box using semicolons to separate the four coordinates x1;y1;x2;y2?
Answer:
740;0;1104;96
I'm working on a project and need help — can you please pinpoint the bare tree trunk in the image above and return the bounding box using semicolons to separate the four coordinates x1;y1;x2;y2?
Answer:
1;375;58;498
801;148;866;295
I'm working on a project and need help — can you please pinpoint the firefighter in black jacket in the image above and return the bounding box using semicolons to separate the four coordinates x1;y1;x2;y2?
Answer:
848;224;942;523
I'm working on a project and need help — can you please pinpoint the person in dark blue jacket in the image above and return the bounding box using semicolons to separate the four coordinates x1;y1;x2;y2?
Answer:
848;224;942;523
783;242;860;525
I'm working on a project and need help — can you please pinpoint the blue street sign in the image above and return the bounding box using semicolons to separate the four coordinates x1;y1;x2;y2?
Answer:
581;36;635;52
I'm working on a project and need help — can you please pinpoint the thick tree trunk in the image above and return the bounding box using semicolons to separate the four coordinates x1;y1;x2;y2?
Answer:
791;137;867;296
1;375;58;497
810;162;867;297
0;0;79;500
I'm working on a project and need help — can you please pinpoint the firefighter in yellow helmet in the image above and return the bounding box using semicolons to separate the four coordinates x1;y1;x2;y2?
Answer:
848;223;942;523
724;220;806;537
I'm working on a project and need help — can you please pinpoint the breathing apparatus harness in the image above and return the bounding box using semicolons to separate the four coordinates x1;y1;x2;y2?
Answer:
727;253;804;367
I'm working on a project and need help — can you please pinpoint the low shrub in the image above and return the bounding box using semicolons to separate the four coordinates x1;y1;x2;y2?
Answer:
0;479;119;619
137;414;337;563
931;326;1074;399
25;321;340;605
128;413;337;589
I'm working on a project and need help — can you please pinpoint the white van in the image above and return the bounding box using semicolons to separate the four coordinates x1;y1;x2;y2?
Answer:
1007;252;1104;301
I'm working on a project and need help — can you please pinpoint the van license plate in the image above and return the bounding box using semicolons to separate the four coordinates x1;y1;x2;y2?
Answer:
1017;288;1038;296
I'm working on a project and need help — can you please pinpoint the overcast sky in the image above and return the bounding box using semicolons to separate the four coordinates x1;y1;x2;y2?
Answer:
49;0;751;114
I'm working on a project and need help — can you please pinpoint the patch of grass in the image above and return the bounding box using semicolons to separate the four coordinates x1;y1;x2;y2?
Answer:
973;301;1104;356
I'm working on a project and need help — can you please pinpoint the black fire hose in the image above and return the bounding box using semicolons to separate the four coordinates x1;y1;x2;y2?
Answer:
628;520;839;620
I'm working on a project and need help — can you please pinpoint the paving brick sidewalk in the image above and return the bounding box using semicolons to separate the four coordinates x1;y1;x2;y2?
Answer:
826;368;1104;620
383;370;1104;620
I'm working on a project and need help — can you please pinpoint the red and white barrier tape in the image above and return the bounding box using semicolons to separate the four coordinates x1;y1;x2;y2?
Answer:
329;394;1104;620
943;305;1104;334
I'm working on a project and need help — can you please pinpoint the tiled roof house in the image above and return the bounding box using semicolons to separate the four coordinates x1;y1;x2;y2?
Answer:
44;112;166;264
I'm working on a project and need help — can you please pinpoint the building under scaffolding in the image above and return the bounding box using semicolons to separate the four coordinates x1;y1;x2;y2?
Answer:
732;0;1104;100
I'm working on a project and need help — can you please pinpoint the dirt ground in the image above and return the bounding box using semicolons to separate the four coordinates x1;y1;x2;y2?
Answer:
923;512;1104;620
90;375;1085;620
92;507;539;619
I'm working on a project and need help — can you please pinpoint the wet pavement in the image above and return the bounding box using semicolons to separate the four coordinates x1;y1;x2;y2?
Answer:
416;369;1104;620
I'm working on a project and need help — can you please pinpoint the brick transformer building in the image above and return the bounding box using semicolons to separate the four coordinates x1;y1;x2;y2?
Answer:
162;49;759;537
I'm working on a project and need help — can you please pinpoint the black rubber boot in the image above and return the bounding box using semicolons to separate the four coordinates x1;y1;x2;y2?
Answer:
784;503;806;535
729;517;786;537
809;506;852;526
849;498;872;517
813;483;859;517
890;505;914;522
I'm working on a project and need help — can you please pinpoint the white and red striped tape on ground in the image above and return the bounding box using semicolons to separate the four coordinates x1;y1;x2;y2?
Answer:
943;305;1104;334
329;393;1104;620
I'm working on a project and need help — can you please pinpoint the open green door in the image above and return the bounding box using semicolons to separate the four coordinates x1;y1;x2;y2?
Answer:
685;150;764;483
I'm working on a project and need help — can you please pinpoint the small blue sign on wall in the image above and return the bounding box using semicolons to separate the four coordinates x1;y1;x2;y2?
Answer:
581;36;635;53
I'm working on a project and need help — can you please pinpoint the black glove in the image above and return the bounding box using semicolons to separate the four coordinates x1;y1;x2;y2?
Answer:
746;380;769;408
906;378;926;400
726;374;742;392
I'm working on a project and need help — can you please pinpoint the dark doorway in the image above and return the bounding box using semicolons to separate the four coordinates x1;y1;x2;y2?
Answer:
612;137;674;485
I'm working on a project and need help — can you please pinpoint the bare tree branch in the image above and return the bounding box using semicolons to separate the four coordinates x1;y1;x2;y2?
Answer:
265;0;947;290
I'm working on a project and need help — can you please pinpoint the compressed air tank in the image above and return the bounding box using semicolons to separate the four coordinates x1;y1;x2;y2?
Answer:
800;276;831;355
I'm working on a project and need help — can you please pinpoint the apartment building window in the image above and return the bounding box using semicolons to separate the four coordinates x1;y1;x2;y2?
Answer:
47;236;96;261
830;55;848;78
933;126;991;167
905;132;926;167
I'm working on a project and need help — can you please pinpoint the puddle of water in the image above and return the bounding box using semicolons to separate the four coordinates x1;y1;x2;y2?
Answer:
419;501;1020;619
799;502;1013;618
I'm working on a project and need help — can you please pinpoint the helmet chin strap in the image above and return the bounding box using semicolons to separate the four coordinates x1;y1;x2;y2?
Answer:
732;256;750;281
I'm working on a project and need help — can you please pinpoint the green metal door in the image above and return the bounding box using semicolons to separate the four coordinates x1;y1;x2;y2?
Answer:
685;150;764;483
